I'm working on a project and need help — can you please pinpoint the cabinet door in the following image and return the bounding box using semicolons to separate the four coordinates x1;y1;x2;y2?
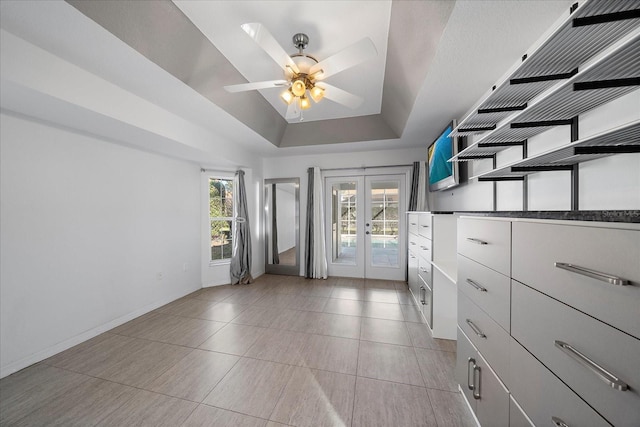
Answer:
408;251;419;303
475;352;509;427
455;328;477;413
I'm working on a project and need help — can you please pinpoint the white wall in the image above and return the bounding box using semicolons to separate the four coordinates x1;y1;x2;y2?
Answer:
432;90;640;211
0;113;201;378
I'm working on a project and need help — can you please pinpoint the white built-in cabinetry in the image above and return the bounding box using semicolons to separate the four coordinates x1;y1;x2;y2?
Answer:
407;212;457;339
455;216;640;426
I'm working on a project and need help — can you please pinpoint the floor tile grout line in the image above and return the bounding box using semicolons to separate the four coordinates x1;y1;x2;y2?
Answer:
350;313;364;427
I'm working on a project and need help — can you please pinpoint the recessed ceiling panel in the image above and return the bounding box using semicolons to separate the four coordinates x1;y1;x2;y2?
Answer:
174;0;391;123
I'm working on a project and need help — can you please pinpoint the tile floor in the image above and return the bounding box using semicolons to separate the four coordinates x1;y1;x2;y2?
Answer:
0;274;476;426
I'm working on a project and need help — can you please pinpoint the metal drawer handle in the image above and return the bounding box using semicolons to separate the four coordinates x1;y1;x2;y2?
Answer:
410;242;416;245
466;237;488;245
420;267;428;273
421;225;429;228
472;365;481;399
552;416;569;427
420;246;429;250
554;340;629;391
466;278;487;292
410;222;417;225
419;286;426;305
466;319;486;338
467;357;476;390
554;262;629;286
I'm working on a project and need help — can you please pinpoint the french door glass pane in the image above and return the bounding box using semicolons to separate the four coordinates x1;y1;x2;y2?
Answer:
332;181;357;264
369;181;399;267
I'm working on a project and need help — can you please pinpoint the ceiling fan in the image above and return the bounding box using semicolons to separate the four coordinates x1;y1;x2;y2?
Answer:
224;23;377;121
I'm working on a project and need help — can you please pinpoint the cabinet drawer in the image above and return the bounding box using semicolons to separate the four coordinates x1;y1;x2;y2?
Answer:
509;397;534;427
418;213;432;239
458;218;511;276
416;235;432;261
455;327;478;410
512;281;640;427
512;221;640;339
475;352;509;427
418;257;431;286
408;213;419;236
418;275;432;327
458;291;509;385
408;233;420;251
509;338;610;427
457;254;510;332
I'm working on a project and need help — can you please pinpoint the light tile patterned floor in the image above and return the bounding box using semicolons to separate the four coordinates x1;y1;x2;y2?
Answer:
0;274;476;426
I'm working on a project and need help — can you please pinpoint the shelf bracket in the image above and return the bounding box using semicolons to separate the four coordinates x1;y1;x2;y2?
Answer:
574;146;640;155
479;176;525;182
478;141;526;148
457;154;496;161
457;125;497;133
477;104;527;114
511;119;575;128
572;9;640;27
511;165;574;172
510;68;578;85
574;77;640;91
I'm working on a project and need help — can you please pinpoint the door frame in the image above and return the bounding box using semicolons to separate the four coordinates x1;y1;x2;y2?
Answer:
323;167;411;279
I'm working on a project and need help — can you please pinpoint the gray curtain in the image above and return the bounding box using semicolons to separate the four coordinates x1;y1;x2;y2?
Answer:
304;168;314;278
230;170;253;285
408;161;420;211
271;183;279;264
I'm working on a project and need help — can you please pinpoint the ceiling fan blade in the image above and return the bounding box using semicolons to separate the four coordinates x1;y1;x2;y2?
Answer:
285;100;300;120
241;23;299;74
224;80;288;93
310;37;377;79
317;83;363;109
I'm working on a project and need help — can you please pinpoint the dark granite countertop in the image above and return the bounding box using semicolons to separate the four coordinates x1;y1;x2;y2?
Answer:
451;210;640;223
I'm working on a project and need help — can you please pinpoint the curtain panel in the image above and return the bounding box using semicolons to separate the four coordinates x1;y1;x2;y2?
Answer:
230;170;253;285
304;167;327;279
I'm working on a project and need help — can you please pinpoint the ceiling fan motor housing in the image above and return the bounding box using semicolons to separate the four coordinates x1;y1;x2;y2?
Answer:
292;33;309;51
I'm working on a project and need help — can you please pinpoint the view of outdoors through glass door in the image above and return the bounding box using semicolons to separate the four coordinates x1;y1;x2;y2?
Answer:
326;173;405;280
369;181;399;267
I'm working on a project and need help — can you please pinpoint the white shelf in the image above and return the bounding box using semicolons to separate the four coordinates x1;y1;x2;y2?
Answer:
453;31;640;161
472;120;640;180
451;0;640;138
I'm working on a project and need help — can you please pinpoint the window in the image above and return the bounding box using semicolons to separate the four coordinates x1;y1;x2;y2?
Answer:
209;177;234;262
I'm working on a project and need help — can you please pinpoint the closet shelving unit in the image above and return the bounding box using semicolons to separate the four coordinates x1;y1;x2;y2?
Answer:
446;0;640;204
473;120;640;180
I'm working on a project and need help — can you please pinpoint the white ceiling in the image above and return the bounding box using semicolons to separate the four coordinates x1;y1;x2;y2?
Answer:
175;0;391;123
0;0;575;166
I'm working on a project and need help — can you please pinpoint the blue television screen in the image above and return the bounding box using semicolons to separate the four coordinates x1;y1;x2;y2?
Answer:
427;122;459;191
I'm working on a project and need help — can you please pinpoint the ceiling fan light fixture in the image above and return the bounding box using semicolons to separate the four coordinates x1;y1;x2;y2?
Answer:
309;85;325;103
291;79;306;97
300;95;311;110
280;89;295;105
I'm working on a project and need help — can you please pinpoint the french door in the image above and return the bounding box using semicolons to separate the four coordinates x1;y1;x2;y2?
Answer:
325;173;406;280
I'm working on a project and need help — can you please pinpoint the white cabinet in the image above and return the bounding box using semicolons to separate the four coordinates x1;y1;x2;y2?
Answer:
456;216;640;426
406;212;458;339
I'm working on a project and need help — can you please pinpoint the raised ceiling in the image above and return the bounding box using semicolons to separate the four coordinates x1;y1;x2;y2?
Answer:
0;0;575;164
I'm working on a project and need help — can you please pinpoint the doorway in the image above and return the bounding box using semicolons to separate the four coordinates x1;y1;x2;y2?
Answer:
325;171;407;280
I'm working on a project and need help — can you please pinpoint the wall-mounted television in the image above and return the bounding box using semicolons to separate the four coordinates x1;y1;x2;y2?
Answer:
427;120;462;192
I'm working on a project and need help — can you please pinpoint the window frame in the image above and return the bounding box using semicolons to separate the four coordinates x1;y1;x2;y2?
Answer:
208;175;236;265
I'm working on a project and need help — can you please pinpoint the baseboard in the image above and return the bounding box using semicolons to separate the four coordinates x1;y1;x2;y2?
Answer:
0;284;200;379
